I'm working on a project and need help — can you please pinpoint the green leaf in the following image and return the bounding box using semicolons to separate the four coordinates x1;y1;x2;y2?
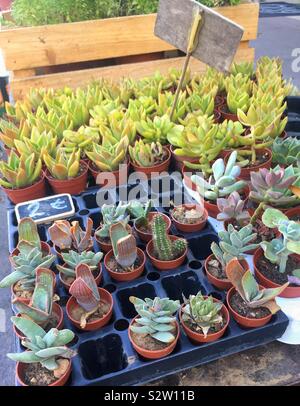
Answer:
7;351;41;363
11;316;46;341
241;271;259;302
151;331;175;343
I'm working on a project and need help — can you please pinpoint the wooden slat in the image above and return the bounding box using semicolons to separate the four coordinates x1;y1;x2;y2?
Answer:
11;45;255;100
0;3;259;71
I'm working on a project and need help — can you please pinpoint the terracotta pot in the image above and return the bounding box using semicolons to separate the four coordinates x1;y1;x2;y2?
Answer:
104;248;146;282
286;206;300;221
66;287;113;331
95;225;132;253
134;212;171;243
253;248;300;298
16;358;72;386
226;286;272;328
53;240;94;261
205;254;249;291
170;145;198;171
217;148;234;159
218;106;238;122
130;147;171;178
128;317;180;360
59;263;103;290
45;161;88;195
14;303;64;340
180;298;230;343
146;236;187;271
1;175;46;205
225;148;272;181
89;160;129;187
10;241;51;267
171;204;208;233
182;165;197;192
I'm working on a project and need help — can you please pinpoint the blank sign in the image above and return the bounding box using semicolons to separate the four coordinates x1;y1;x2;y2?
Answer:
155;0;244;72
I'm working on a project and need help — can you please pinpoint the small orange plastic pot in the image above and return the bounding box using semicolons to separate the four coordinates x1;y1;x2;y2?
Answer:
146;236;187;271
104;248;146;282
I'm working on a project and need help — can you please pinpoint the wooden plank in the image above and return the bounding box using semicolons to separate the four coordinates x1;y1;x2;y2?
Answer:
0;3;258;71
11;46;255;100
155;0;244;72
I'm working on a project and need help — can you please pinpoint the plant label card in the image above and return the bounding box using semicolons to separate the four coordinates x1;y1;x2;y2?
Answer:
155;0;244;72
15;194;75;224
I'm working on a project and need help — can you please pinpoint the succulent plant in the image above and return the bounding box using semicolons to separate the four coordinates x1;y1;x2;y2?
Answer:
249;167;299;215
18;217;42;251
151;214;187;261
156;91;187;123
100;110;136;145
128;200;152;229
231;61;254;78
43;148;81;180
191;151;247;201
110;222;137;269
211;224;259;268
129;296;180;343
182;292;224;337
12;268;54;326
96;202;130;239
57;250;103;278
69;264;102;328
8;316;76;374
136;114;184;145
60;98;89;129
0;151;42;189
261;208;300;278
129;139;167;168
226;88;250;115
86;136;129;172
61;126;100;157
186;93;214;116
224;73;252;95
49;218;93;253
217;191;250;224
14;127;58;160
0;244;55;291
5;100;32;122
272;137;300;167
0;118;31;149
226;258;288;313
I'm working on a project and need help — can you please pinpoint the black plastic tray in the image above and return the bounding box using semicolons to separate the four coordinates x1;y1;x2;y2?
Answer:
7;174;289;386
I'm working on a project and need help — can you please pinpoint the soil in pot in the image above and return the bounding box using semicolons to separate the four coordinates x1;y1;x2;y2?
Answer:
183;314;225;335
219;105;238;121
106;255;142;274
229;291;270;319
241;150;270;169
206;256;227;280
257;255;300;287
70;300;111;324
130;322;177;351
13;281;33;300
171;206;205;225
20;359;70;386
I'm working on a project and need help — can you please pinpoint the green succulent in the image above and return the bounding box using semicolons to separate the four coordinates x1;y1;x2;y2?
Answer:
129;296;180;343
96;202;130;239
182;292;223;338
129;139;167;167
191;151;247;201
136;114;184;145
57;250;103;278
128;200;152;229
211;224;259;268
272;137;300;167
8;317;76;372
151;214;187;261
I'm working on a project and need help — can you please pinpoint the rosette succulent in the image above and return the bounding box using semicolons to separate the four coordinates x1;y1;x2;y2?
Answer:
57;250;103;279
272;137;300;167
217;191;250;223
96;202;130;239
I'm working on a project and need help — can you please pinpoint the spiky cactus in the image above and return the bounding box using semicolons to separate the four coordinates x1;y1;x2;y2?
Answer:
151;214;187;261
129;296;180;343
8;317;76;376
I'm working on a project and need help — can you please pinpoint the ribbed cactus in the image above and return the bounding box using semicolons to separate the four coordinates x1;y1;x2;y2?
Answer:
151;214;187;261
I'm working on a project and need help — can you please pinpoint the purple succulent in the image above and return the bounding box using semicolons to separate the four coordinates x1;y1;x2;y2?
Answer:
288;275;300;286
217;192;250;222
250;167;298;207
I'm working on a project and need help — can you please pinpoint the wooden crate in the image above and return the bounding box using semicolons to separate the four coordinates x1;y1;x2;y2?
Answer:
0;2;259;100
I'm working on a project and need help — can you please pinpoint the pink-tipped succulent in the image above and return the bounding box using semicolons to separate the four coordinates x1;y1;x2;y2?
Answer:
250;167;298;208
69;263;100;328
217;192;250;224
49;218;93;253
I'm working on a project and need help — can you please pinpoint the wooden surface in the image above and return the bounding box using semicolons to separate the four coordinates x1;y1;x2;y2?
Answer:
0;3;259;71
149;341;300;386
155;0;244;72
11;45;255;100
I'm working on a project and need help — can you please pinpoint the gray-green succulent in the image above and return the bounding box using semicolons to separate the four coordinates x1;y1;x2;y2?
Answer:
96;202;130;239
57;250;103;278
129;296;180;343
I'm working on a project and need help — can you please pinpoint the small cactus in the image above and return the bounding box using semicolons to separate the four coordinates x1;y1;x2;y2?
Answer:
151;214;187;261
